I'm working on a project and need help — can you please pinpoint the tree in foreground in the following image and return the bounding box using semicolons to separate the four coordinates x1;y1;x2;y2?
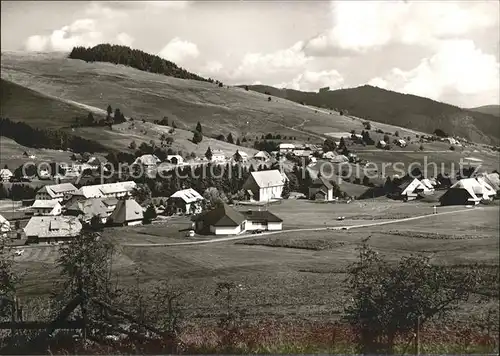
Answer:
344;238;481;354
281;180;291;199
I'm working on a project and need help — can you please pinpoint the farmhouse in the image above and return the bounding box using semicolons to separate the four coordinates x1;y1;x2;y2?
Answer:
308;177;334;201
65;198;109;224
242;170;285;202
322;151;336;160
35;183;78;201
168;188;204;215
0;168;13;182
133;154;161;167
420;178;437;190
253;151;270;161
107;199;144;226
440;178;496;206
293;150;312;158
78;181;137;199
233;150;248;162
279;143;295;153
24;216;82;244
395;139;407;147
241;210;283;231
31;200;62;216
0;214;11;237
399;178;432;201
166;155;184;165
377;140;387;148
194;203;283;235
211;149;226;163
194;203;245;235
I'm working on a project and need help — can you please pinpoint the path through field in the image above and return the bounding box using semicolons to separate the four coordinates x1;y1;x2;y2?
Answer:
123;206;480;247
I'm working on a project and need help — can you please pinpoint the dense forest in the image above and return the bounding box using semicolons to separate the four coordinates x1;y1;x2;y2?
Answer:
0;117;108;153
69;44;209;82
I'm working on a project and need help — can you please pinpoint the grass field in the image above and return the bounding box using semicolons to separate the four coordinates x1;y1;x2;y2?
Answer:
12;199;498;324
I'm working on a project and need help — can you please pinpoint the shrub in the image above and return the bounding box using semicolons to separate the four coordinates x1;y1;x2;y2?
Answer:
449;145;455;151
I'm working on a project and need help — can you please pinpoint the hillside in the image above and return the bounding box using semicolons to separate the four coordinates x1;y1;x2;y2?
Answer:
470;105;500;117
1;51;431;144
244;85;500;145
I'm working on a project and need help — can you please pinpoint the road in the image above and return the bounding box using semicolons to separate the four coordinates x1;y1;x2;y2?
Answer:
122;206;479;247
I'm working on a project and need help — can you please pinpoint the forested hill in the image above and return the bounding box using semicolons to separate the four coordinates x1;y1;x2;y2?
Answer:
244;84;500;145
69;44;210;82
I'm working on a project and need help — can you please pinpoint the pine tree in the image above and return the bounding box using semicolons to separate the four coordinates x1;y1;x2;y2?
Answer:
233;150;242;162
205;146;213;160
339;137;346;150
236;138;241;146
227;133;234;144
196;122;202;133
107;105;113;116
281;180;291;199
193;130;203;144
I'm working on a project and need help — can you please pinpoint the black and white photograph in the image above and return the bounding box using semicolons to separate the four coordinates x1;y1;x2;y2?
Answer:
0;0;499;354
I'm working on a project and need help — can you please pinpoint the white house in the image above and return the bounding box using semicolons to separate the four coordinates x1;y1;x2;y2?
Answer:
242;170;285;202
399;178;432;201
253;151;270;161
31;200;62;216
0;168;13;182
24;216;82;244
211;150;226;163
0;214;11;237
395;139;407;147
35;183;78;202
279;143;295;153
233;150;248;162
194;203;283;235
78;181;137;199
241;210;283;231
168;188;204;215
377;140;387;148
322;151;336;160
440;178;496;206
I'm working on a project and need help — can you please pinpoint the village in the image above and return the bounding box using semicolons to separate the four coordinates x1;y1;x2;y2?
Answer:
0;130;498;249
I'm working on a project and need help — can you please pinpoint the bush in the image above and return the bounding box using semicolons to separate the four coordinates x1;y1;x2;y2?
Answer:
449;145;455;151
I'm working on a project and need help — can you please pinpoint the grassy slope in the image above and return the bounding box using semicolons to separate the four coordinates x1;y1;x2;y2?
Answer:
245;84;500;145
1;52;429;143
1;51;498;171
470;105;500;117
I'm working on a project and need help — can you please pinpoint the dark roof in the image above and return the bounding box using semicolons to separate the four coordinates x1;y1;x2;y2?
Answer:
311;176;333;190
196;203;245;227
240;210;283;223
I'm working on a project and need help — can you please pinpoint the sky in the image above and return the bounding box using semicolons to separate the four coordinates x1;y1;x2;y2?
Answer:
1;0;499;108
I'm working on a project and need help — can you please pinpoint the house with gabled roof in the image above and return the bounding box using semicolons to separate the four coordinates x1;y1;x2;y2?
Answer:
397;178;432;201
35;183;78;202
79;181;137;199
194;203;246;235
0;168;13;182
107;199;144;226
279;143;295;153
168;188;204;215
309;177;334;201
194;203;283;235
242;169;285;202
0;214;11;237
439;178;496;206
24;216;82;244
65;198;109;224
31;200;62;216
253;151;270;161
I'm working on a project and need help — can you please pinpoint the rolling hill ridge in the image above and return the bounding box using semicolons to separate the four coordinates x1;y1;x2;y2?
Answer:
244;85;500;145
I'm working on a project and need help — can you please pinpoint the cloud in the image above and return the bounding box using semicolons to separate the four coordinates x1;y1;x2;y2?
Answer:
116;32;135;47
305;1;499;56
158;37;200;63
275;69;344;92
232;41;311;82
367;39;500;107
201;61;223;75
24;2;130;52
25;19;103;52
